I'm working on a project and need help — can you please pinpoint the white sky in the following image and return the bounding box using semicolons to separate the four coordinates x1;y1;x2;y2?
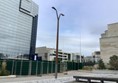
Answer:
33;0;118;56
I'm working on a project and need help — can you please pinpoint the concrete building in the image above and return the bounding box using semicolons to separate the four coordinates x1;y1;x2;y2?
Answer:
92;51;101;63
36;46;69;62
100;23;118;64
84;51;100;63
36;46;83;62
0;0;38;58
84;56;93;63
71;53;84;62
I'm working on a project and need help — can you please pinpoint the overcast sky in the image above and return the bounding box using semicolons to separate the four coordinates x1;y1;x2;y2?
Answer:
33;0;118;56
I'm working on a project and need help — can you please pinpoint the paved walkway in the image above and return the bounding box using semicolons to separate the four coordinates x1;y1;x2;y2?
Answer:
0;71;75;83
0;70;118;83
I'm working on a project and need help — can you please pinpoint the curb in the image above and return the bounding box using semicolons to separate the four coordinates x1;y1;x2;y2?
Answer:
0;75;16;79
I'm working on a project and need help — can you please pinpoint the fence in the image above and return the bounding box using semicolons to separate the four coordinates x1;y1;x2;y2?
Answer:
0;60;83;75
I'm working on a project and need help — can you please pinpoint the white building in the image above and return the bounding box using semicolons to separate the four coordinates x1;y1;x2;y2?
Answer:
71;53;84;62
36;46;69;62
92;51;101;63
0;0;38;58
84;56;93;62
84;51;100;63
35;46;84;62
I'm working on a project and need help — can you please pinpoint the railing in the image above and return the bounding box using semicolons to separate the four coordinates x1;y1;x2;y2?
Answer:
74;76;118;83
0;60;83;76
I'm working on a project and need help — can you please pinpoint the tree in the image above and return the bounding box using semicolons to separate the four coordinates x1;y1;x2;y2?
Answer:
98;59;106;69
109;55;118;70
0;61;10;76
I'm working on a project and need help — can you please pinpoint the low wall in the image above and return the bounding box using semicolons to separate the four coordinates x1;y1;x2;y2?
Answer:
92;70;118;74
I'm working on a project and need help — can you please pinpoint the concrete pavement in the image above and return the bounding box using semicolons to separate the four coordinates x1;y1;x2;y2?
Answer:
0;70;118;83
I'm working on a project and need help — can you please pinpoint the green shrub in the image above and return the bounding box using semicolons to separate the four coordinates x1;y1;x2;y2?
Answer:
0;61;10;76
0;70;10;76
83;61;95;66
98;59;106;69
82;66;93;70
109;55;118;70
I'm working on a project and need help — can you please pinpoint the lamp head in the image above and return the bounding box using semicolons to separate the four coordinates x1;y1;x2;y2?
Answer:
61;13;64;16
52;7;56;10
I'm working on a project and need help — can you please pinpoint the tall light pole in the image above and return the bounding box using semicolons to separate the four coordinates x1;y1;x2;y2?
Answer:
52;7;64;79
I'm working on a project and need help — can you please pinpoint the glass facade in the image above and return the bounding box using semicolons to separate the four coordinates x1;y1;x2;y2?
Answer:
0;0;38;58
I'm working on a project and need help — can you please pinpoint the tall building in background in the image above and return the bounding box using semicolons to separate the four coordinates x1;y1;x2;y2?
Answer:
100;23;118;64
0;0;38;58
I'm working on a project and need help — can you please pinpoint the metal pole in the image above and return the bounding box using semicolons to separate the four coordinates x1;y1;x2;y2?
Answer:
11;60;14;75
55;17;59;79
28;60;32;75
52;7;64;79
80;30;82;63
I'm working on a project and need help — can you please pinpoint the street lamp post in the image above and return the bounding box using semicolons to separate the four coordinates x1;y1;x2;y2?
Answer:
52;7;64;79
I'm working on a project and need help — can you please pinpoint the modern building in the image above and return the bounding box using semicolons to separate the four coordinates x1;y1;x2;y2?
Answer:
35;46;84;62
92;51;101;63
71;53;84;62
83;51;100;63
36;46;70;62
100;23;118;64
0;0;38;59
84;56;93;63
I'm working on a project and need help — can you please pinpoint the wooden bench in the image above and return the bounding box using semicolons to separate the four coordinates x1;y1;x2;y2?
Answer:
73;76;118;83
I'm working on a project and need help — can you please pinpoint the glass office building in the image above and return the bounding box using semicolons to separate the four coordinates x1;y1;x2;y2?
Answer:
0;0;38;58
